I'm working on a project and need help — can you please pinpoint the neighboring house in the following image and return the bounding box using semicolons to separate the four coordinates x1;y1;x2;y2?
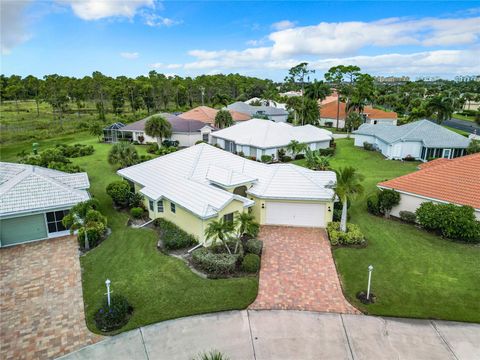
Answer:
103;122;126;143
227;101;289;122
118;143;336;243
319;97;397;128
210;118;333;159
178;106;251;125
118;113;214;147
0;163;90;247
245;97;287;110
378;153;480;220
279;90;303;97
352;120;471;161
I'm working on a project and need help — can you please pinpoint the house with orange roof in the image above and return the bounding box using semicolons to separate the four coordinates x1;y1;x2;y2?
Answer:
318;94;397;128
377;153;480;220
178;106;251;125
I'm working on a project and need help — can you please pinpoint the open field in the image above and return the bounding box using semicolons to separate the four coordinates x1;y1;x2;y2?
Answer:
295;140;480;323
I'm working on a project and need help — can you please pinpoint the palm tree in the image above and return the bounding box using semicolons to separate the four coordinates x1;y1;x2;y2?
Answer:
89;122;103;142
234;212;259;252
286;140;308;158
214;109;234;129
335;167;365;232
145;115;172;146
108;142;139;169
425;96;454;124
204;218;235;254
62;199;102;250
305;149;331;170
305;80;332;102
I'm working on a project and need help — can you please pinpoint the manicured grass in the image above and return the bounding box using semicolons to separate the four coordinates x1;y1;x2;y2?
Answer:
442;125;470;137
452;113;476;123
0;137;258;334
296;140;480;323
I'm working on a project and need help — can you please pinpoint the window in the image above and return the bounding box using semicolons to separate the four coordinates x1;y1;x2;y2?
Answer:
223;212;234;223
170;202;176;213
202;133;209;142
157;201;164;213
149;200;154;211
442;149;451;159
46;210;69;233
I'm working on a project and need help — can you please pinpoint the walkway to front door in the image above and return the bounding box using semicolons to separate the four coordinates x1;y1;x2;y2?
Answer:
250;226;359;314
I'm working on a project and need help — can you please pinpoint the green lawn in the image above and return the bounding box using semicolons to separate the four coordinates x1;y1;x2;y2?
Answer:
452;113;476;123
296;140;480;323
0;137;258;334
442;125;470;137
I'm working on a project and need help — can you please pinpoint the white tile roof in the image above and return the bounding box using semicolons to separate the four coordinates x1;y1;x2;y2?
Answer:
211;119;333;149
0;163;90;217
353;119;471;148
118;144;336;219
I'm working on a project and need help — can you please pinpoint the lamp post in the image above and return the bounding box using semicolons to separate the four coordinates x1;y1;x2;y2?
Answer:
366;265;373;300
105;279;111;307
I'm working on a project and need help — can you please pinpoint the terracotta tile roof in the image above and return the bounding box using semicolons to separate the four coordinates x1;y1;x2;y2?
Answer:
179;106;250;124
417;158;450;170
378;153;480;210
319;100;397;120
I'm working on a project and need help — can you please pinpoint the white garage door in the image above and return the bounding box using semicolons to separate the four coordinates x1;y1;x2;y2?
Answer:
265;202;326;227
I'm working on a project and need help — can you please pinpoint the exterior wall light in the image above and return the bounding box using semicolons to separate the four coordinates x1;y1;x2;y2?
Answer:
261;203;265;209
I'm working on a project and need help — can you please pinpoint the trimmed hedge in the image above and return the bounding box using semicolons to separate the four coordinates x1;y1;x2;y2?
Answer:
363;142;374;151
154;218;197;250
327;222;366;246
106;181;131;207
130;207;144;219
416;202;480;243
94;294;133;332
192;248;238;275
399;211;416;224
241;254;260;273
245;239;263;255
318;147;335;156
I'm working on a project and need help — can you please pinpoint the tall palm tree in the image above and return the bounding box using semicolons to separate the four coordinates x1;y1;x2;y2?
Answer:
335;167;365;232
425;95;454;124
234;212;259;252
305;80;332;102
214;109;234;129
145;115;172;146
204;218;235;254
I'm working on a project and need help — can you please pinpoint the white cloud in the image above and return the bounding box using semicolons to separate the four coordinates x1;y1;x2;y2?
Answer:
166;63;181;69
120;51;139;59
60;0;153;20
142;13;181;27
150;62;163;68
271;20;296;31
1;0;33;54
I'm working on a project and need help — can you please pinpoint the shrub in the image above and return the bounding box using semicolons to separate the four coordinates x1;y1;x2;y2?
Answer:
245;239;263;255
195;140;205;145
294;154;305;160
318;147;335;156
403;155;416;161
146;143;159;154
282;155;292;162
157;146;178;156
94;294;133;332
325;121;333;128
106;181;132;207
192;248;237;275
399;211;416;224
261;155;273;163
128;192;144;208
241;254;260;273
55;143;95;157
327;222;366;246
467;140;480;154
366;195;382;216
416;202;480;243
277;148;286;162
130;207;144;219
154;218;197;250
77;221;107;249
162;139;179;148
377;189;400;218
363;142;374;151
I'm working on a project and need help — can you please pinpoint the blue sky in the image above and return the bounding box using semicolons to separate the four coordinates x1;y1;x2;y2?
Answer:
1;1;479;80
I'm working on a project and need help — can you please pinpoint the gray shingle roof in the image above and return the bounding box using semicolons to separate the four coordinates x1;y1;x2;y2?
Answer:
353;120;471;148
0;163;90;217
227;102;288;116
121;113;212;133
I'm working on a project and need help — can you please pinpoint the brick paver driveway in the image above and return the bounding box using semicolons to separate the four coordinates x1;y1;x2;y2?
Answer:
250;226;359;314
0;237;101;360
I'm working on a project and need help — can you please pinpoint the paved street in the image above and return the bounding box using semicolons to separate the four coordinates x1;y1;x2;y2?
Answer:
59;310;480;360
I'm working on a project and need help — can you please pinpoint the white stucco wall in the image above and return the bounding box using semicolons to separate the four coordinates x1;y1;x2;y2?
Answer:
365;118;397;125
320;118;345;129
354;134;375;147
128;129;212;148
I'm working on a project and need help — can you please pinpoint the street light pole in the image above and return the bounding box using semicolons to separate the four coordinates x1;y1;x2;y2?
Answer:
367;265;374;300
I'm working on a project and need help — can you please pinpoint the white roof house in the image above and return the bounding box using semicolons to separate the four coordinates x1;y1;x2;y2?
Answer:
245;98;287;110
118;144;336;235
210;118;333;159
352;120;471;161
226;102;289;122
0;162;90;247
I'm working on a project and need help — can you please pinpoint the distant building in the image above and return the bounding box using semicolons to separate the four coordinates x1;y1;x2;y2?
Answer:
279;90;303;97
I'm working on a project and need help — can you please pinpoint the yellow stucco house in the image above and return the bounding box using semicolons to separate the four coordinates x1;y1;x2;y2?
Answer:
118;143;336;244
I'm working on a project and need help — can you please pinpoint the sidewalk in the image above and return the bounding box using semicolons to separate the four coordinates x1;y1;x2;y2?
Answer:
59;310;480;360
